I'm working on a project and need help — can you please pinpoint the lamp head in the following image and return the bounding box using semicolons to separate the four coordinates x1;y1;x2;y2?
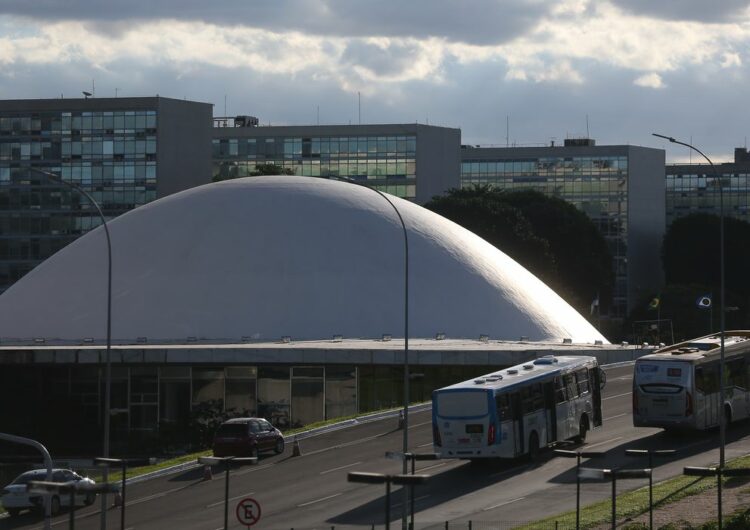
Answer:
652;133;676;143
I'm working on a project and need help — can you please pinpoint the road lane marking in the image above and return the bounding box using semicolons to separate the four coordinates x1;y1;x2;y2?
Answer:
410;421;432;428
128;485;185;506
418;442;434;448
320;461;363;475
612;376;633;381
418;462;447;473
297;492;342;507
604;413;628;421
586;436;623;449
206;491;255;508
603;391;632;401
483;497;525;511
236;462;277;476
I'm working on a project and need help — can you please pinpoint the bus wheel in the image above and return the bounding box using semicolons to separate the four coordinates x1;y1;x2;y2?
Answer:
576;415;589;443
527;432;539;462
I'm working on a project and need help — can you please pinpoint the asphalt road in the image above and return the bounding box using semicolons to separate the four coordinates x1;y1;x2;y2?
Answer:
3;363;750;530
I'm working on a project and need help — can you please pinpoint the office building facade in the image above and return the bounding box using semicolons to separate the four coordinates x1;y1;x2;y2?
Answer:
460;139;665;319
666;147;750;226
212;120;461;204
0;97;213;294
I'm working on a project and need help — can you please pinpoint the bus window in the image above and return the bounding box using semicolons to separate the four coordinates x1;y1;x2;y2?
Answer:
576;369;590;395
564;374;578;400
521;383;544;413
496;393;511;420
696;364;719;394
555;376;567;403
727;358;746;389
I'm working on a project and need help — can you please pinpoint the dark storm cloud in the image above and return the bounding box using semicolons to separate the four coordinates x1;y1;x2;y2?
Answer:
0;0;550;45
609;0;750;23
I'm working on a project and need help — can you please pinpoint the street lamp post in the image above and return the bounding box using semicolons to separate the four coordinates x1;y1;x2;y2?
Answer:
338;177;410;527
652;134;726;471
30;167;113;530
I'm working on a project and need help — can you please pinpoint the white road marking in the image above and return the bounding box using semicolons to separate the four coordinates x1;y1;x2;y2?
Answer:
483;497;525;511
235;463;277;476
206;491;255;508
613;376;633;381
585;436;623;449
320;461;363;475
418;442;434;448
604;412;628;421
410;421;432;428
418;462;447;473
603;391;632;401
297;492;342;507
128;486;185;506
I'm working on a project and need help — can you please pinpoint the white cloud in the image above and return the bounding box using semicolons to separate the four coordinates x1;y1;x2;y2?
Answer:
634;73;665;88
721;52;742;68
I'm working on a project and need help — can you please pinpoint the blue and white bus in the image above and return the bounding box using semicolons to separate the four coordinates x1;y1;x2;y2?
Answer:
432;356;604;460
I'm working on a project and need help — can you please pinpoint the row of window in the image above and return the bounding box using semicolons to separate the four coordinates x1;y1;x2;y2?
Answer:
461;157;628;176
213;136;417;159
0;111;157;134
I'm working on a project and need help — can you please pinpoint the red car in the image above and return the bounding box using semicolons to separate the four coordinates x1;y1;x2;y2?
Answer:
213;417;285;458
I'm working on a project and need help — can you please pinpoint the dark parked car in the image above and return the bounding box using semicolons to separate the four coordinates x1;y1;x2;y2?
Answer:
213;417;285;458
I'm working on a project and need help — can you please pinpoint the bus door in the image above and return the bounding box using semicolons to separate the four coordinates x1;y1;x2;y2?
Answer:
590;367;603;427
509;391;523;456
544;381;557;443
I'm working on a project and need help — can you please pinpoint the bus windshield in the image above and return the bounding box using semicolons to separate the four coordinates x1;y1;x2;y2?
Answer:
436;390;488;418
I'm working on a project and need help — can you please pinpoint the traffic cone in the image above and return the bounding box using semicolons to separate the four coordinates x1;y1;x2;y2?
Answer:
202;464;213;481
292;437;302;457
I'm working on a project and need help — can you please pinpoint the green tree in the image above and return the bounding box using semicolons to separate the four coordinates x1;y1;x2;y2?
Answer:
213;163;294;182
424;185;613;318
663;213;750;299
499;189;614;313
658;213;750;335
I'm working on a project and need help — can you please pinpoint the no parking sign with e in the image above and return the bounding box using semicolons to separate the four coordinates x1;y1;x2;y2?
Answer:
236;497;261;527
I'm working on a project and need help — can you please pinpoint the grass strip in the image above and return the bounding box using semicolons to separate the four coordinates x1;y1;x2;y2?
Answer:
515;454;750;530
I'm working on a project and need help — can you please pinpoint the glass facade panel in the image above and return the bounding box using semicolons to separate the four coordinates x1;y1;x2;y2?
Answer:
212;134;418;200
226;366;257;414
0;107;158;294
460;152;629;318
257;366;290;429
325;365;357;419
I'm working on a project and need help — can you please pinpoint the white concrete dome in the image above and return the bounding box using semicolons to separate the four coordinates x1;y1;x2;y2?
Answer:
0;176;607;344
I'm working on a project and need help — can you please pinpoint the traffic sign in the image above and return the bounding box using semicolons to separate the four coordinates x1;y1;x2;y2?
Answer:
236;497;261;527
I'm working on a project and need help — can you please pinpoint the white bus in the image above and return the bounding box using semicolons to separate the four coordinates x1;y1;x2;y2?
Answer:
432;355;604;460
633;330;750;431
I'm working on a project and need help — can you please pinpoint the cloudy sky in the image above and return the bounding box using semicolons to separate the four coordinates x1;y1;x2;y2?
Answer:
1;0;748;161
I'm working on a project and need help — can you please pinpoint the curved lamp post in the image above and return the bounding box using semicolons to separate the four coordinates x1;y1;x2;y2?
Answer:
652;133;725;471
31;168;113;530
338;176;410;528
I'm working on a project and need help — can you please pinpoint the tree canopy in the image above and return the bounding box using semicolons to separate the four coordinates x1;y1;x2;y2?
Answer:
653;213;750;335
213;163;294;182
663;213;750;299
424;185;613;318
